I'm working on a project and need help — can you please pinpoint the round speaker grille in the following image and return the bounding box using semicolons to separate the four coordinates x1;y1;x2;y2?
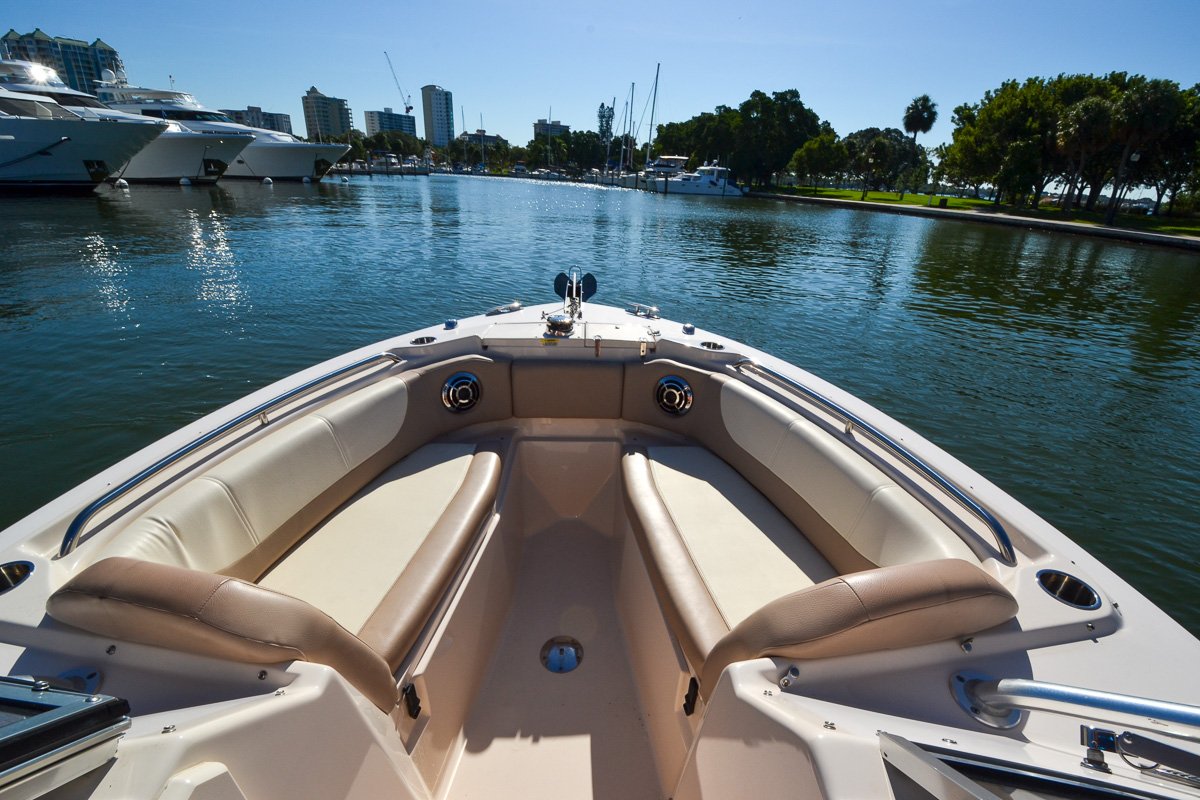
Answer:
442;372;482;412
655;376;693;416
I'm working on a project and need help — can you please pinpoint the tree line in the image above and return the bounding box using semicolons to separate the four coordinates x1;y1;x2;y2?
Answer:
937;73;1198;218
318;73;1199;218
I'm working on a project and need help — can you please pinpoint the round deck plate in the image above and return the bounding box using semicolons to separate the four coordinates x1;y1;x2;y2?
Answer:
540;636;583;674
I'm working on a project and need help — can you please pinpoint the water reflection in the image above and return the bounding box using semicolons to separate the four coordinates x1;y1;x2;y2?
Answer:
80;233;131;317
185;209;247;323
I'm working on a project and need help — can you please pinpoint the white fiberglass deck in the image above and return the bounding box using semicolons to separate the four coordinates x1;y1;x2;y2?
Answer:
446;521;660;799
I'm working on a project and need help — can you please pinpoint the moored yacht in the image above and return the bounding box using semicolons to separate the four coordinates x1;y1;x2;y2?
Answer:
94;76;349;181
0;86;165;192
0;272;1197;798
647;161;747;196
0;61;253;185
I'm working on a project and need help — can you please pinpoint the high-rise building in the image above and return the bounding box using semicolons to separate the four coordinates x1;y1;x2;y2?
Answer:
301;86;352;139
1;28;123;93
456;130;507;148
421;85;454;148
534;119;571;138
364;107;416;137
219;106;293;135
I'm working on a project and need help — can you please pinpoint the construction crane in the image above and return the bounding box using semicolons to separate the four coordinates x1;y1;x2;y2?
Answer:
383;51;413;114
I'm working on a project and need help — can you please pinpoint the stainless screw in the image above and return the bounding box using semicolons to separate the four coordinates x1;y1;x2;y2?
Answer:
161;725;176;734
105;645;117;655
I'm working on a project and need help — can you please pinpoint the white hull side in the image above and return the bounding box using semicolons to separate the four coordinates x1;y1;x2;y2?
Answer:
117;131;253;183
223;141;350;181
645;176;745;197
0;118;163;189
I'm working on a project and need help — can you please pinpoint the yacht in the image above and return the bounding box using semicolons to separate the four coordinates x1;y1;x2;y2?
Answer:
94;75;349;181
0;61;253;185
0;271;1198;799
647;161;747;196
0;86;165;192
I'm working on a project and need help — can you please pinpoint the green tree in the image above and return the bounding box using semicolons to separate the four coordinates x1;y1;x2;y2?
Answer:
1057;93;1115;212
1104;76;1185;224
788;126;846;187
903;94;938;144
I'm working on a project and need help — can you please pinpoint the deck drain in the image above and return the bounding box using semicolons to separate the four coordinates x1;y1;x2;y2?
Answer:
540;636;583;674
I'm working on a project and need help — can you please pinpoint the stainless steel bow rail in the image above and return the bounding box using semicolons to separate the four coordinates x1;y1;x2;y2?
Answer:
58;352;403;558
731;359;1016;565
954;675;1200;739
953;674;1200;789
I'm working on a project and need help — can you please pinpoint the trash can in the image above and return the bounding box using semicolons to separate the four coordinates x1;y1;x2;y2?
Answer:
938;198;948;208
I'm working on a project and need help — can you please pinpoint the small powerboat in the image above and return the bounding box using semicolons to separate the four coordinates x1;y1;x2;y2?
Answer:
0;272;1197;799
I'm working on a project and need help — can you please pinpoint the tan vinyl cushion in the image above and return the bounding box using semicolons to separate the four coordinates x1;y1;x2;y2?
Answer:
623;449;729;674
700;558;1018;691
645;446;837;627
46;557;400;712
719;380;978;566
358;448;503;669
99;376;411;574
258;443;478;632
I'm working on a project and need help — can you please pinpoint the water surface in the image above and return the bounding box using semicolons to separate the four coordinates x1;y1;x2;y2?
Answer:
2;176;1197;634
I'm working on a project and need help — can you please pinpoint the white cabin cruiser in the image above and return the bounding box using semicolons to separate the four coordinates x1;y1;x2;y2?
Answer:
94;78;348;181
0;86;165;192
647;161;747;196
0;271;1198;799
0;61;253;185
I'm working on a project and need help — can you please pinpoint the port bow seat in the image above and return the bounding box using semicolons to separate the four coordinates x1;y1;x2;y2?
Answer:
45;357;514;713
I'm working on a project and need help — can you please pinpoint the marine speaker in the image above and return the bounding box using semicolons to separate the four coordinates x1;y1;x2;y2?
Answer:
655;376;693;416
442;372;481;412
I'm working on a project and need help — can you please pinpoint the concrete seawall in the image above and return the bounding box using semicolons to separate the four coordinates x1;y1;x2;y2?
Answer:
749;192;1200;253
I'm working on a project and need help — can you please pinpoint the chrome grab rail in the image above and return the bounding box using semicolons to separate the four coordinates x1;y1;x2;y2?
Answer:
955;675;1200;742
731;359;1016;565
58;352;402;558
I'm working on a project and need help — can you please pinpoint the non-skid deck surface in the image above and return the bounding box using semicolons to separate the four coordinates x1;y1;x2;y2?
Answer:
446;521;662;799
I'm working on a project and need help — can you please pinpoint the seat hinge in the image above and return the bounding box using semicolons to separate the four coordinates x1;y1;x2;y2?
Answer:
682;677;700;716
401;683;422;719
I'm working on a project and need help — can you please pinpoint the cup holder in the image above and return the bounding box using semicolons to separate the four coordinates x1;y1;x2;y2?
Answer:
1037;569;1101;610
0;561;34;596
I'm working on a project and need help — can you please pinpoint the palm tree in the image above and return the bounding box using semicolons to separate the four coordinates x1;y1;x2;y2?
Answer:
903;95;939;144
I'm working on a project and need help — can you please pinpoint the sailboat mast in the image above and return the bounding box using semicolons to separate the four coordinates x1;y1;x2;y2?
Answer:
627;83;635;171
604;95;615;180
645;63;660;168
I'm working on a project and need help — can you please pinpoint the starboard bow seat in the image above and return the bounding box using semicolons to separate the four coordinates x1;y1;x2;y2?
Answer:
622;444;1018;697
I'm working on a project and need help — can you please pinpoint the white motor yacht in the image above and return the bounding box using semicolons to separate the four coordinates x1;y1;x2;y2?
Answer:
647;161;747;196
0;271;1197;799
0;86;165;192
94;77;349;181
0;61;253;185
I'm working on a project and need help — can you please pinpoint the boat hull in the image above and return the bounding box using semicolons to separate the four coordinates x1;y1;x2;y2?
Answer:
645;175;746;196
0;117;164;190
222;141;350;181
115;130;254;183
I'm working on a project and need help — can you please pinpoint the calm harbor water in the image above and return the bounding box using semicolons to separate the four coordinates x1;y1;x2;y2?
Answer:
2;176;1198;635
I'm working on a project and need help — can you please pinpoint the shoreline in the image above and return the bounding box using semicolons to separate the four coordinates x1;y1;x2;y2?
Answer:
749;191;1200;252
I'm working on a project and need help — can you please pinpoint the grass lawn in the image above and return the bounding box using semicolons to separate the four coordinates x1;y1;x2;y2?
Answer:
766;186;1200;237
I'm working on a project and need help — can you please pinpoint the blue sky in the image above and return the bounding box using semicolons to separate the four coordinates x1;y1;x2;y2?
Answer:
8;1;1200;147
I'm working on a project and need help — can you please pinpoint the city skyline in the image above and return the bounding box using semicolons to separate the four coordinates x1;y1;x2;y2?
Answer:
6;1;1200;149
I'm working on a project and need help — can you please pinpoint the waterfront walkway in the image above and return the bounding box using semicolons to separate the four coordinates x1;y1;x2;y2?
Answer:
749;192;1200;252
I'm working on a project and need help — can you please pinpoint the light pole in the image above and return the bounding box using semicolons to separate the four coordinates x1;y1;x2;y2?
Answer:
861;157;874;201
